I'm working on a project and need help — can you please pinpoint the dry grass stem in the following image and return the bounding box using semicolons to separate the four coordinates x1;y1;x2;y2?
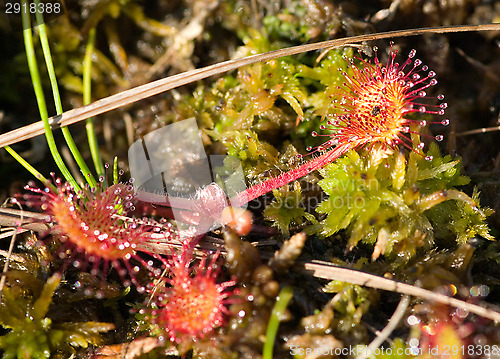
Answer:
1;24;499;149
301;261;500;323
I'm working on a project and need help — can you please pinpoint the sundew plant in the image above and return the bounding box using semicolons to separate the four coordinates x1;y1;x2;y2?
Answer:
1;1;500;358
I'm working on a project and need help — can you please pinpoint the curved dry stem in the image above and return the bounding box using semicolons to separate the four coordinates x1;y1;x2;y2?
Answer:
356;295;411;359
301;260;500;323
1;24;499;149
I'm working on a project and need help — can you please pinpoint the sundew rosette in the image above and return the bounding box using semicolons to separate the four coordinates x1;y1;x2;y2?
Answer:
234;44;448;206
313;44;449;157
21;177;173;291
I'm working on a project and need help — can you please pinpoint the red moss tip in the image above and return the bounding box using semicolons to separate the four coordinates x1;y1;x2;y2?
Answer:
22;178;170;290
312;44;448;157
149;243;235;343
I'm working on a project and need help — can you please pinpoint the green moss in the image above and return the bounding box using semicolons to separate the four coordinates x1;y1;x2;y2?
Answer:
263;181;317;235
0;273;114;358
313;142;492;261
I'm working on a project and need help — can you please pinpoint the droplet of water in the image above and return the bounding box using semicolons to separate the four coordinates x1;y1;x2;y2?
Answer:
420;120;427;126
428;71;436;77
311;131;318;137
417;142;425;149
438;109;445;115
437;94;445;100
430;79;438;85
408;49;416;58
441;119;450;126
419;106;426;113
414;59;422;67
412;73;421;80
418;91;426;97
320;125;326;130
422;65;428;71
435;135;444;141
306;146;312;151
440;103;448;109
425;156;433;161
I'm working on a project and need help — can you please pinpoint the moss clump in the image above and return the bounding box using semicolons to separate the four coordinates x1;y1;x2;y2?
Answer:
313;142;492;261
0;272;114;358
263;181;317;236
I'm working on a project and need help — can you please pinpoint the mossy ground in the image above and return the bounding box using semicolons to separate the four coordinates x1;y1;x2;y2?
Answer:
1;1;500;358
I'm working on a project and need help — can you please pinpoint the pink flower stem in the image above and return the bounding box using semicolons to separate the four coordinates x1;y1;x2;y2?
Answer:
231;142;352;207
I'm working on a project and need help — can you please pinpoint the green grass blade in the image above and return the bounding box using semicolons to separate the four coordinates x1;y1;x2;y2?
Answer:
113;157;119;184
4;146;56;192
83;27;105;177
34;0;97;189
263;286;293;359
21;0;80;191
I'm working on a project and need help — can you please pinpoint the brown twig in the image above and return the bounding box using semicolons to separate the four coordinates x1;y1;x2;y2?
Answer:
0;24;499;149
300;260;500;323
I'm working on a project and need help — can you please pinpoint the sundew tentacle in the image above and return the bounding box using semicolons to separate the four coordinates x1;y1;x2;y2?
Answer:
22;179;173;290
146;240;236;343
232;45;447;206
324;44;448;154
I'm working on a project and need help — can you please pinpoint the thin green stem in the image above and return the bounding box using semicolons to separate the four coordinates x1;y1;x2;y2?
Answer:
21;0;80;191
113;157;119;184
83;27;105;177
4;146;56;192
34;0;97;189
263;286;293;359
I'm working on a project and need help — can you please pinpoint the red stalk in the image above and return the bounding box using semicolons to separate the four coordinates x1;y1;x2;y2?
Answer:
231;142;352;207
